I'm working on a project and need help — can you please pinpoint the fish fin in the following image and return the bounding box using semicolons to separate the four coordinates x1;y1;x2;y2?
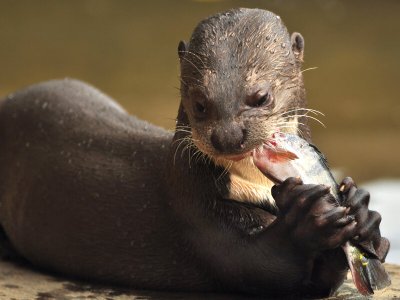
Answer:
356;240;379;259
344;244;391;295
268;148;299;163
375;237;390;262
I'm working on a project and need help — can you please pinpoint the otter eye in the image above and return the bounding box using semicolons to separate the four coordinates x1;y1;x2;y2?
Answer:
256;94;270;107
195;102;206;113
247;92;273;108
193;101;207;119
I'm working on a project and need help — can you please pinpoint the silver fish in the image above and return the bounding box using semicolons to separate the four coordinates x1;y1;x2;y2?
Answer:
252;132;391;295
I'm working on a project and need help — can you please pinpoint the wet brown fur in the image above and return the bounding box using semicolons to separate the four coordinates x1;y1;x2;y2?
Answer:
0;8;365;298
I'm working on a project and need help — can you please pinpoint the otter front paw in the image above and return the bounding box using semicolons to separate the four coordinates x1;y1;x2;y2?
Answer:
339;177;390;262
271;177;357;254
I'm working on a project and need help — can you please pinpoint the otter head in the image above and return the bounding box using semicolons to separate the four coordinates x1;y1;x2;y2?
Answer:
177;8;307;206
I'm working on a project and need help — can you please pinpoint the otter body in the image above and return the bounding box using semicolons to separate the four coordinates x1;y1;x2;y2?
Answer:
0;79;214;290
0;8;387;297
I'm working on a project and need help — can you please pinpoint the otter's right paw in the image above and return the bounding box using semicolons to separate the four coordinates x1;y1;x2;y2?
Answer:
271;177;358;253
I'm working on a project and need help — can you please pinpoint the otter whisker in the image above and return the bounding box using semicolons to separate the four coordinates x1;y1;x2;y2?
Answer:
188;143;210;167
267;108;325;129
273;124;305;139
183;141;197;168
277;107;325;119
180;56;203;76
285;84;300;90
173;137;189;160
180;77;204;89
175;127;192;132
173;135;197;165
175;129;192;135
185;51;207;68
286;113;326;128
301;66;318;74
172;133;192;145
183;136;203;168
194;149;209;165
215;158;233;181
175;124;192;130
192;150;200;164
175;125;193;134
193;150;203;164
181;75;204;85
179;78;188;87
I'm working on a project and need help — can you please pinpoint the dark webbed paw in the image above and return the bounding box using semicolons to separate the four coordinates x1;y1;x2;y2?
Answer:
271;177;358;253
339;177;389;262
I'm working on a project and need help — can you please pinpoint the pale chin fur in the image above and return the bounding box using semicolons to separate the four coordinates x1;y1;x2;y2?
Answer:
216;155;277;207
214;119;299;207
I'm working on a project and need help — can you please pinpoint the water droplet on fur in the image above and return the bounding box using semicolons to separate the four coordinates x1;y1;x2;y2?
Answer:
270;49;275;54
281;43;286;48
266;35;271;41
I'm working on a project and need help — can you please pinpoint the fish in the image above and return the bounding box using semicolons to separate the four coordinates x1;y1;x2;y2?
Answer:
252;132;391;295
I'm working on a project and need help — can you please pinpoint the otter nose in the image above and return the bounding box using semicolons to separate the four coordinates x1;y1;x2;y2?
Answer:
210;123;246;153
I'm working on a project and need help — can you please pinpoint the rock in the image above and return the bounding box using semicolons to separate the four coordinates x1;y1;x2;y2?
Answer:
0;258;398;299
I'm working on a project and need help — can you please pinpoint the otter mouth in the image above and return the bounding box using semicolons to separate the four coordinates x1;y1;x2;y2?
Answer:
219;144;267;162
223;152;252;162
222;141;275;162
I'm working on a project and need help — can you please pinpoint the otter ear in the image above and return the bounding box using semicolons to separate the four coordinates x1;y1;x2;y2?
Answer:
291;32;304;62
178;40;188;60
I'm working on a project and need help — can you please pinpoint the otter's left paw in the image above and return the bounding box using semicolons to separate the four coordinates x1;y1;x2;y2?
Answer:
339;177;389;262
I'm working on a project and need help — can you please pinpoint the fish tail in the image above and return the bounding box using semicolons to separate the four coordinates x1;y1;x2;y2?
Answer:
344;243;391;295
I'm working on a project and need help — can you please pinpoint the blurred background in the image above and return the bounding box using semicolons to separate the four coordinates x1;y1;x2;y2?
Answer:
0;0;399;262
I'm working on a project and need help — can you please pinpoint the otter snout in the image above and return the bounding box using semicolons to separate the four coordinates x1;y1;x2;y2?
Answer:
210;122;246;153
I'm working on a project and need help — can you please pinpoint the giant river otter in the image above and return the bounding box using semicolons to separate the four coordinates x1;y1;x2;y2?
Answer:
0;8;389;297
